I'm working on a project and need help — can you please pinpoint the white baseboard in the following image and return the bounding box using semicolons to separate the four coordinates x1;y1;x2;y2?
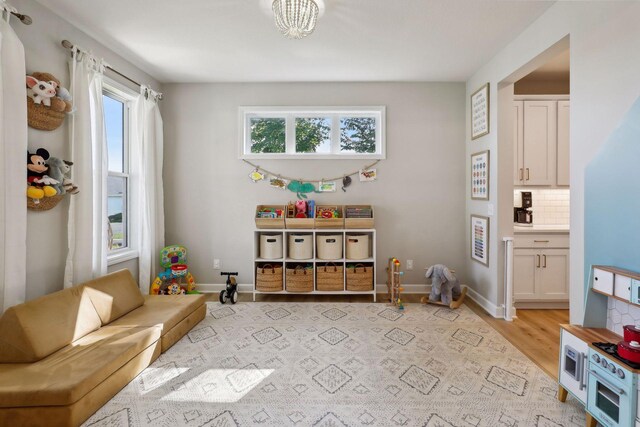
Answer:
198;283;503;318
466;287;504;318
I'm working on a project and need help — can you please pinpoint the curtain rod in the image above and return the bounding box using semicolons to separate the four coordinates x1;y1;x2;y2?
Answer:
61;39;163;100
10;11;32;24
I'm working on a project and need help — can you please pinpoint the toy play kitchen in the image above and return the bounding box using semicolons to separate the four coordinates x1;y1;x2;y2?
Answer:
558;266;640;427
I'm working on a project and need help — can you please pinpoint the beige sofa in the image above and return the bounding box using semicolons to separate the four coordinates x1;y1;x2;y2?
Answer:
0;269;207;427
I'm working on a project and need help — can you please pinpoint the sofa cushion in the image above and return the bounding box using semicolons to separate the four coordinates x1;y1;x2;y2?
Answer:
0;325;160;407
0;287;102;363
109;294;206;335
82;269;145;324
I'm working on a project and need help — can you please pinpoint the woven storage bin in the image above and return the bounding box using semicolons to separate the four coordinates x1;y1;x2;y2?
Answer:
27;194;64;211
346;264;374;291
286;265;313;292
316;263;344;291
256;264;283;292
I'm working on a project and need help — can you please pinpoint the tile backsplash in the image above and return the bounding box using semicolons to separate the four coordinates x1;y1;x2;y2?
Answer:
514;189;570;225
607;297;640;336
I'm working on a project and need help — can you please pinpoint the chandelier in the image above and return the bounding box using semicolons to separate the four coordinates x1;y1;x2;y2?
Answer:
272;0;319;39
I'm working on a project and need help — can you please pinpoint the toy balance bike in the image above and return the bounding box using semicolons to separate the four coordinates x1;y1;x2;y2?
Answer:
219;272;239;304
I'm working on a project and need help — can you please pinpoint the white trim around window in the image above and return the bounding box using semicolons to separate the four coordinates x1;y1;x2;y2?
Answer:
239;106;386;160
103;78;139;265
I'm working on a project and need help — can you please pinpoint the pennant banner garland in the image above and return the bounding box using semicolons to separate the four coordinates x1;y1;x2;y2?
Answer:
243;159;380;199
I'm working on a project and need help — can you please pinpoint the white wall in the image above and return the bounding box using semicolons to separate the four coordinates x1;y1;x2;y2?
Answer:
13;0;159;299
161;82;466;288
464;2;640;322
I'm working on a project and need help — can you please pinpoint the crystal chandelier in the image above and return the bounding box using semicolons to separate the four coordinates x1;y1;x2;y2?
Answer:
272;0;319;39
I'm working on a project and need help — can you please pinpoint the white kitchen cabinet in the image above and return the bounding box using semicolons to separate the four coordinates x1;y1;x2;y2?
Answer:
557;100;570;186
514;233;569;302
513;101;524;185
513;98;569;187
513;249;538;300
514;248;569;301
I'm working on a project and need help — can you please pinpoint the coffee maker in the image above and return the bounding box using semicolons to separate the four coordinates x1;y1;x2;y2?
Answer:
514;191;533;225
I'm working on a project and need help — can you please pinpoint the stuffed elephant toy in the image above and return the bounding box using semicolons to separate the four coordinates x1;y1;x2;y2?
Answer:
426;264;461;305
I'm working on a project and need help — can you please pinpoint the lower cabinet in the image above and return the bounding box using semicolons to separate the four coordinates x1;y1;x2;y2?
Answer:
514;248;569;301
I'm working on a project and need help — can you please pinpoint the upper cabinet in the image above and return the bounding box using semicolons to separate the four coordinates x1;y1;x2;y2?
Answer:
513;98;569;187
557;100;570;186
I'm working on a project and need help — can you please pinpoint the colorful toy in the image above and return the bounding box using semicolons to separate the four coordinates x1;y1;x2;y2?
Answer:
257;207;283;219
421;264;467;309
219;271;239;304
27;148;58;202
386;258;405;309
150;245;198;295
317;206;340;218
295;200;307;218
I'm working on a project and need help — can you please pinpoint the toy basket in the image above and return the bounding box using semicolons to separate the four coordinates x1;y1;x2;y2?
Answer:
345;205;374;229
317;234;343;260
27;194;64;211
346;234;370;260
285;265;313;292
316;263;344;291
314;205;344;229
256;264;283;292
346;264;374;291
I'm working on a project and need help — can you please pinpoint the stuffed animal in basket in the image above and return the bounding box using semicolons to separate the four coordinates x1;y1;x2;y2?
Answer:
426;264;461;305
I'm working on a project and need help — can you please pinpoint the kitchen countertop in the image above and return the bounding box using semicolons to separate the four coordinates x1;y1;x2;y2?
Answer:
514;224;570;234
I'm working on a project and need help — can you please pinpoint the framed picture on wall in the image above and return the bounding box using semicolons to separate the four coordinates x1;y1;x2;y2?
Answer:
471;83;490;140
471;150;490;200
470;215;490;266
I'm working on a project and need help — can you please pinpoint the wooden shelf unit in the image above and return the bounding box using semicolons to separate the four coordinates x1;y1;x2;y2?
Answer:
253;229;377;302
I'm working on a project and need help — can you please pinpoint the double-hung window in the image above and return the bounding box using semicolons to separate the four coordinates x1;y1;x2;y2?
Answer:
103;80;137;264
239;106;385;159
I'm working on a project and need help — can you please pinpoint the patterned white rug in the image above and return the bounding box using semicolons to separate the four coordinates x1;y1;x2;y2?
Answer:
84;302;584;426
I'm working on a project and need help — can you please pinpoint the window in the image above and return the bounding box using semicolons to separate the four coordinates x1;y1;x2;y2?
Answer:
239;107;385;159
103;81;137;263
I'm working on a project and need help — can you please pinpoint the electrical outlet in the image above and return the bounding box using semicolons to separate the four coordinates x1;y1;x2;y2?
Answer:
406;259;414;270
213;259;221;269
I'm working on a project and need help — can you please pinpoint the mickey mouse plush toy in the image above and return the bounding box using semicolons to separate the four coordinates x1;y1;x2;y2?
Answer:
27;148;58;201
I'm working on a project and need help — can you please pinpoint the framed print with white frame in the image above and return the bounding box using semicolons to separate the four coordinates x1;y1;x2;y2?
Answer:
471;150;489;200
470;215;489;266
471;83;489;140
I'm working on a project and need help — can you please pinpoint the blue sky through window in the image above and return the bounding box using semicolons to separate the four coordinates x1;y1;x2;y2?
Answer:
103;94;124;172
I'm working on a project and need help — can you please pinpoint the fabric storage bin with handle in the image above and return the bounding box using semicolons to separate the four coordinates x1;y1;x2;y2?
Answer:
317;234;343;260
346;264;374;291
288;234;313;260
286;265;314;292
316;263;344;291
346;234;370;260
259;233;283;259
256;264;283;292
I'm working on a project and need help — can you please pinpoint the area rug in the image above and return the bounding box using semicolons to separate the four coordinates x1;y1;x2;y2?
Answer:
84;302;584;426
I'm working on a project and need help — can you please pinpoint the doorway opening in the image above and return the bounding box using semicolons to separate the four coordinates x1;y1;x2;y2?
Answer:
495;36;570;378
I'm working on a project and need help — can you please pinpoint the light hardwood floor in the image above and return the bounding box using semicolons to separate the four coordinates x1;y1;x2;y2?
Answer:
205;292;568;380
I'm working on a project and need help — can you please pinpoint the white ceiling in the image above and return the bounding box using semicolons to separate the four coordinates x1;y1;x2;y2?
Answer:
34;0;554;83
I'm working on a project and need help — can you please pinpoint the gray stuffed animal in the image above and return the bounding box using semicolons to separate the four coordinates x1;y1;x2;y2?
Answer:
426;264;461;305
47;157;79;195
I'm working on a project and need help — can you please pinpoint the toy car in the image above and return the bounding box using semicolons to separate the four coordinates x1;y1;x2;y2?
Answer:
219;271;239;304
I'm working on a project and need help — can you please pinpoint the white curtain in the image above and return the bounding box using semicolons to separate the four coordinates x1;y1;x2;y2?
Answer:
132;87;164;294
64;48;108;287
0;4;27;311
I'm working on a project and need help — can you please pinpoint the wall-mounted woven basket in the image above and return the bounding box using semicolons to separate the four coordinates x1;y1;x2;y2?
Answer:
26;72;72;131
27;195;65;211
